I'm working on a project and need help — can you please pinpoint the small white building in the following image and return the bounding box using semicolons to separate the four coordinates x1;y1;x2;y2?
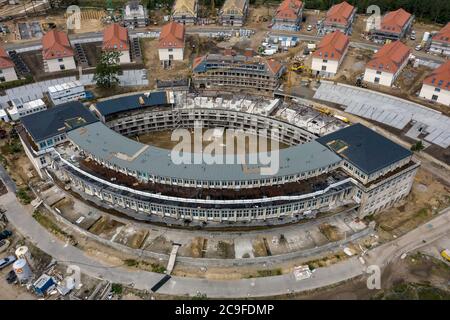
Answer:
311;31;349;77
0;109;9;122
419;61;450;106
41;30;76;73
363;41;411;87
158;22;185;62
103;23;131;64
123;0;148;27
7;99;47;121
0;47;18;82
48;81;86;106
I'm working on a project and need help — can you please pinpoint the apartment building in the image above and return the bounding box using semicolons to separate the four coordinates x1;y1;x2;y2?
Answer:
320;1;356;35
371;8;414;42
429;23;450;56
103;23;131;64
41;29;76;72
123;0;148;27
311;31;349;77
419;61;450;106
158;22;185;61
172;0;198;25
0;47;18;82
272;0;304;31
219;0;249;27
363;41;411;87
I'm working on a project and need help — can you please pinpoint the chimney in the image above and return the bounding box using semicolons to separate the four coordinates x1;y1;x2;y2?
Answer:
244;48;254;57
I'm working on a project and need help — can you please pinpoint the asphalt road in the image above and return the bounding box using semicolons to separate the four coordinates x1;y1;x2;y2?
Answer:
2;187;450;298
0;164;16;193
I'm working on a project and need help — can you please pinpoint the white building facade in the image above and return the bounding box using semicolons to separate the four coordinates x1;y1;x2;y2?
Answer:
48;81;86;105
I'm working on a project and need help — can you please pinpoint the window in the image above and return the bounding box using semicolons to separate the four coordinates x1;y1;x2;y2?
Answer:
434;87;441;92
60;65;66;70
374;77;380;84
322;59;328;63
58;58;63;62
321;65;327;71
431;94;438;101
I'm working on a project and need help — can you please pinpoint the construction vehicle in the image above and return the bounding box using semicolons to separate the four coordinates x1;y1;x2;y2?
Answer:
441;249;450;262
290;61;311;74
334;114;350;124
317;106;331;115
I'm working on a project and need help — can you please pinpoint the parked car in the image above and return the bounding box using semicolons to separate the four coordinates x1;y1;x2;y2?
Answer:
0;255;16;270
0;230;12;241
6;270;17;284
410;34;416;40
415;44;422;51
306;25;313;31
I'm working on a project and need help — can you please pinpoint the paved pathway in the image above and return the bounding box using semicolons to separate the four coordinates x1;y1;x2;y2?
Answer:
3;188;450;297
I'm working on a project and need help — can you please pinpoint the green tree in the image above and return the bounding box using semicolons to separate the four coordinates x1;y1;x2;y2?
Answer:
93;51;121;89
410;140;424;152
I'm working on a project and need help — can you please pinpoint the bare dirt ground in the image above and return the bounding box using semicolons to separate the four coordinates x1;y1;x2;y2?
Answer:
336;47;373;84
373;167;450;241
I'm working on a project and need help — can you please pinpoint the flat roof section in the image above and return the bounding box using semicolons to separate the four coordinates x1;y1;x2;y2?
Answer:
317;123;412;175
67;121;342;182
21;101;98;142
94;92;170;117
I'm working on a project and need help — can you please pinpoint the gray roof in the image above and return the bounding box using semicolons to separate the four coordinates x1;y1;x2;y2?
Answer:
67;122;342;181
317;123;412;175
21;101;98;142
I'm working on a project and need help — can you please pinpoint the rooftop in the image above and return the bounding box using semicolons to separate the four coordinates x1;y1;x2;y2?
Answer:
103;23;129;51
275;0;303;20
432;22;450;44
0;47;14;69
41;30;74;60
317;123;412;175
66;121;342;182
325;1;355;26
20;101;98;142
366;41;411;73
379;8;412;34
423;60;450;91
94;91;173;117
158;22;185;49
221;0;248;15
172;0;197;16
313;30;349;61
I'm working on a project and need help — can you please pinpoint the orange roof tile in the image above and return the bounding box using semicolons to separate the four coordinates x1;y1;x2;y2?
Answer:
325;1;355;26
432;22;450;44
158;22;185;49
41;29;74;60
265;58;283;75
423;60;450;91
275;0;303;20
379;8;412;34
366;41;411;74
312;30;349;61
0;47;14;69
103;24;129;51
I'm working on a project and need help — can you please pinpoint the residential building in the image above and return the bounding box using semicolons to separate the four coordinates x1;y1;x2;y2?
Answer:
0;109;9;122
103;23;131;64
158;22;185;62
311;31;349;77
123;0;148;27
7;99;47;121
41;30;76;73
321;1;356;35
419;61;450;106
371;8;414;42
272;0;303;31
0;47;18;82
363;41;411;87
429;23;450;56
172;0;198;25
48;81;86;105
192;49;285;92
18;101;98;178
219;0;249;27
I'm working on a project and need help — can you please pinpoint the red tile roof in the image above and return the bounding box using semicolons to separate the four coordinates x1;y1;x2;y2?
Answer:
41;30;74;60
432;22;450;44
325;1;355;26
275;0;303;20
379;8;412;34
366;41;411;74
423;60;450;91
103;24;129;51
158;22;185;49
0;47;14;69
313;30;349;61
265;58;283;75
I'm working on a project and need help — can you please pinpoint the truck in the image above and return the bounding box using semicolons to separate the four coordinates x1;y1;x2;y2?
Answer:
441;249;450;262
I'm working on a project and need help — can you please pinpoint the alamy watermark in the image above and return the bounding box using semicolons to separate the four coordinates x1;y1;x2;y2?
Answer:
170;125;280;175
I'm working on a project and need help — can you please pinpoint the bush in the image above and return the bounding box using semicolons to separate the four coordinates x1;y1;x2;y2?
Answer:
111;283;123;295
17;188;32;204
0;76;33;91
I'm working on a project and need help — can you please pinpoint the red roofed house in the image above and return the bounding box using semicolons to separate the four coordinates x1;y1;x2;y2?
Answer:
41;29;76;73
272;0;304;30
0;47;18;82
371;8;414;43
321;1;356;35
419;61;450;106
103;23;130;64
363;41;411;87
311;31;349;77
429;23;450;57
158;22;185;62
